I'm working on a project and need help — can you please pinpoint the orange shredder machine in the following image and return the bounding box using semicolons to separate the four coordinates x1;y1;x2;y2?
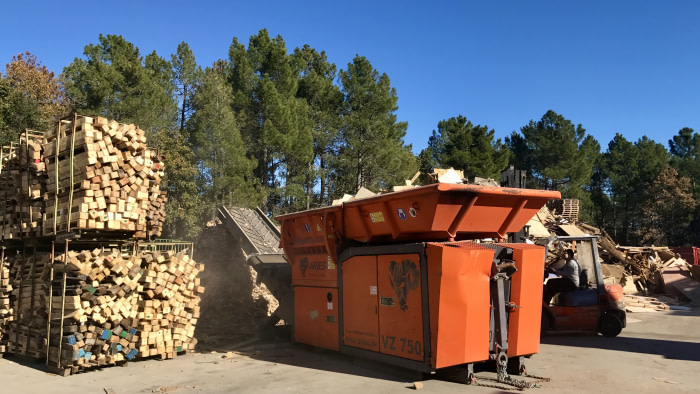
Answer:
275;183;561;382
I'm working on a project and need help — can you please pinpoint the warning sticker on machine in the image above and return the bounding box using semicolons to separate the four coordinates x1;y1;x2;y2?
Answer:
370;286;377;295
369;211;385;223
380;297;395;306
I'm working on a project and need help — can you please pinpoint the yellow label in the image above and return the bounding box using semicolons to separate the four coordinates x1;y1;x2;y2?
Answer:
369;211;385;223
316;224;322;232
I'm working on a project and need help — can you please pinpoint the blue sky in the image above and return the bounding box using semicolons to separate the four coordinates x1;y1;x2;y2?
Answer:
2;1;699;154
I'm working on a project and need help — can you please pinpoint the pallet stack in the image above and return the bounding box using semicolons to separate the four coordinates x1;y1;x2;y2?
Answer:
43;248;203;373
6;253;51;358
0;114;206;375
43;116;166;238
0;253;12;352
547;198;580;223
0;132;46;240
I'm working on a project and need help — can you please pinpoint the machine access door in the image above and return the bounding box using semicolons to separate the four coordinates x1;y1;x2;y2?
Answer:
377;254;424;361
342;253;425;361
342;255;380;352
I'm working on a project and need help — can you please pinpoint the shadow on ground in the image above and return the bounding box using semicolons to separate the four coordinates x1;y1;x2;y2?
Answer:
542;334;700;362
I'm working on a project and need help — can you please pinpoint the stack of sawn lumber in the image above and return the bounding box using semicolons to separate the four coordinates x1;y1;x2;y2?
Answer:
3;248;203;373
43;116;166;238
0;132;46;239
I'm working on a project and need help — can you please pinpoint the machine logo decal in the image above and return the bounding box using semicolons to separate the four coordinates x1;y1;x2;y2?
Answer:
299;257;327;277
409;207;417;218
389;259;420;311
300;257;309;277
397;208;407;221
304;223;311;233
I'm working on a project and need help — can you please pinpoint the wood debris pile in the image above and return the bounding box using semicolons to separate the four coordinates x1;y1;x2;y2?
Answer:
531;204;700;307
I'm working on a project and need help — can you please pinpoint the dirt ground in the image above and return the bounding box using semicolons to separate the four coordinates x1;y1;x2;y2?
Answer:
0;306;698;394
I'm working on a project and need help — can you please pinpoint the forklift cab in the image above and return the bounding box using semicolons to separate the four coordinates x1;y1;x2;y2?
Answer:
539;236;626;337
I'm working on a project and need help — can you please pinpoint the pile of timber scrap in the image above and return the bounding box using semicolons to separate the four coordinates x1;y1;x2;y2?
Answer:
0;132;47;240
0;254;12;352
530;208;698;301
2;248;203;374
43;116;166;238
623;294;679;312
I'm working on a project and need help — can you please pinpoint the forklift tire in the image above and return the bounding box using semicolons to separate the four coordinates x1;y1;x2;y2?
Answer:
598;313;623;337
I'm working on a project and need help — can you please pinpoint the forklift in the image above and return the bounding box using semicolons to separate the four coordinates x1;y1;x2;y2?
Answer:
539;235;626;337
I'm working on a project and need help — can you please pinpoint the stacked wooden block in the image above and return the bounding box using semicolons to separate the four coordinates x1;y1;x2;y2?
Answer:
43;116;167;238
0;134;46;239
0;254;12;352
136;251;202;358
43;249;203;372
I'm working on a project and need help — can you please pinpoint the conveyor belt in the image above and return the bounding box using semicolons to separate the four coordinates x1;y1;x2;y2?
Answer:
217;206;282;256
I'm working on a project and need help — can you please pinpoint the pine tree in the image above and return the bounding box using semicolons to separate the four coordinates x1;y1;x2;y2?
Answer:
422;115;510;180
63;34;177;133
294;45;343;207
228;30;313;214
189;64;263;212
333;55;417;195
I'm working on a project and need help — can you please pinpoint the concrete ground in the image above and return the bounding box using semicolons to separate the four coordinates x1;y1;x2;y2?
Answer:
1;307;698;394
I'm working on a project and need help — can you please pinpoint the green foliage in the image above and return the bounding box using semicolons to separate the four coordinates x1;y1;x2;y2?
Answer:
172;42;203;131
669;127;700;194
668;127;700;244
228;30;313;215
600;134;668;244
0;77;43;145
507;110;600;198
63;34;177;132
149;128;204;240
0;52;68;144
294;45;343;207
636;166;696;246
188;66;264;212
421;115;510;180
333;55;417;196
